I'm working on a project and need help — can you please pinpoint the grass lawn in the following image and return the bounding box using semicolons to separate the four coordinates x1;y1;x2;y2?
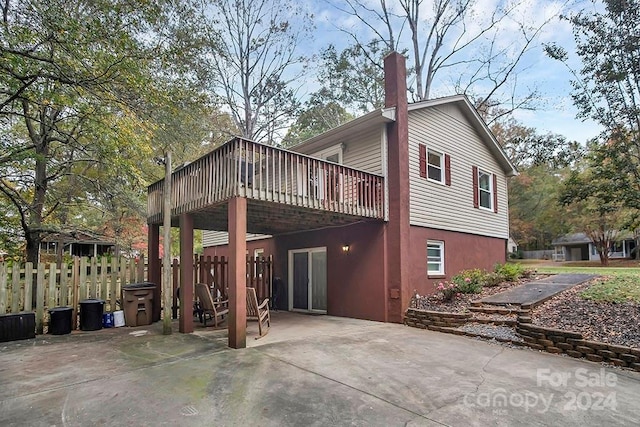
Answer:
520;261;640;304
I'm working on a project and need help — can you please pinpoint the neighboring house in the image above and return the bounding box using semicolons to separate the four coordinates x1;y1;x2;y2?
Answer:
40;231;118;263
508;237;518;255
146;52;517;345
551;232;637;262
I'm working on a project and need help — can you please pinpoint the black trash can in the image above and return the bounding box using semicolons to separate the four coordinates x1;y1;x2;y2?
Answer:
49;307;73;335
79;299;105;331
122;283;155;327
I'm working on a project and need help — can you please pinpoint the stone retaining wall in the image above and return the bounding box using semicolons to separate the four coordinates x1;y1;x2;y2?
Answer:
516;322;640;371
404;308;471;329
404;307;640;372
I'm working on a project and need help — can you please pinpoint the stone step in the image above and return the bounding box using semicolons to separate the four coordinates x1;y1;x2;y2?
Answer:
468;306;520;315
471;316;517;326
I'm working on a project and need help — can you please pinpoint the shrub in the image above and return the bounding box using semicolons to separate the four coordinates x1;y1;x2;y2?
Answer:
435;281;459;301
483;272;504;287
494;262;525;282
452;269;484;294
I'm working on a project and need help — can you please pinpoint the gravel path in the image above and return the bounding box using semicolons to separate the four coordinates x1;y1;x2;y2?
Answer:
458;323;523;342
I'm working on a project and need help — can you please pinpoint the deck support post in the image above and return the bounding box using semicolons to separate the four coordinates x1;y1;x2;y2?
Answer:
179;213;194;333
148;224;161;322
228;197;247;349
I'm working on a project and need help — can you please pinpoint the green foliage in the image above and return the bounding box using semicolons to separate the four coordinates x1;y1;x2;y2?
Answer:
546;0;640;230
282;94;354;147
451;269;484;294
0;0;216;262
508;165;574;250
483;272;505;287
314;42;387;114
558;148;628;266
493;263;525;282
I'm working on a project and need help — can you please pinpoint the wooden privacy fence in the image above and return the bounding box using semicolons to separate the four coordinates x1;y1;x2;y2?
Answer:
191;254;273;302
0;254;273;333
0;256;147;334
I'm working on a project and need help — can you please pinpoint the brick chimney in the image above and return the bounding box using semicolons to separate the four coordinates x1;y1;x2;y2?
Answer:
383;52;411;323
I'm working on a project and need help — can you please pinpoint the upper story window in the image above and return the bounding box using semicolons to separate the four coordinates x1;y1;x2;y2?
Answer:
419;144;451;185
427;150;444;183
472;166;497;212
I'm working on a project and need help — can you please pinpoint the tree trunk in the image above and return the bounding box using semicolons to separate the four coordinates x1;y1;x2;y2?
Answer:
25;230;40;264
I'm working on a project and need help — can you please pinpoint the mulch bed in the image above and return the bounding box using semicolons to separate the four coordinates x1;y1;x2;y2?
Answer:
410;273;550;313
532;282;640;349
411;273;640;350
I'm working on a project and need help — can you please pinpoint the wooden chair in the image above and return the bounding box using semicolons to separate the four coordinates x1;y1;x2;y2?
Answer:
195;283;229;327
246;287;270;339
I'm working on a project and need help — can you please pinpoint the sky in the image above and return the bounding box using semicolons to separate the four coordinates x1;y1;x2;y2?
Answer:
297;0;604;144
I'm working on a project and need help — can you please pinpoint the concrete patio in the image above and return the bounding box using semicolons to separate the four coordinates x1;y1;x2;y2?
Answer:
1;312;639;426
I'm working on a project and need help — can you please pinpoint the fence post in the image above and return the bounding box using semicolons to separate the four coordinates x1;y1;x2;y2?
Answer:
119;256;127;291
59;263;68;307
90;257;98;299
110;257;119;312
11;263;19;313
48;263;57;313
36;262;45;334
79;257;88;301
0;263;6;314
100;257;108;303
137;255;145;283
24;262;33;312
72;257;80;330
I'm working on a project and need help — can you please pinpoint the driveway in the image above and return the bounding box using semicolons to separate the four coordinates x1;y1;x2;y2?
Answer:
0;312;638;426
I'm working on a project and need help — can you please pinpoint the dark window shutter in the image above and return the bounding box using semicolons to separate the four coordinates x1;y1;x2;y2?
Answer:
472;166;479;208
493;173;498;213
419;144;427;178
445;154;451;186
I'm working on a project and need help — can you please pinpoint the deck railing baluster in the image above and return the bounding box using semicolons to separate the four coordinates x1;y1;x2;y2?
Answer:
146;137;385;223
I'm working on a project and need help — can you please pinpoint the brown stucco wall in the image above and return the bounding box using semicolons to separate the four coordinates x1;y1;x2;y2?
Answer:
202;222;388;321
273;222;387;322
409;226;507;297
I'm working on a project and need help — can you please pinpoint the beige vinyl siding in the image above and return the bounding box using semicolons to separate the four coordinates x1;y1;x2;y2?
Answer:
341;127;383;174
202;230;271;248
299;126;383;174
408;105;509;239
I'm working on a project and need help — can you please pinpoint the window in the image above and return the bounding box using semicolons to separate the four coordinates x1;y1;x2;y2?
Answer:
427;150;443;182
478;170;492;210
473;166;497;212
427;240;444;275
419;144;451;185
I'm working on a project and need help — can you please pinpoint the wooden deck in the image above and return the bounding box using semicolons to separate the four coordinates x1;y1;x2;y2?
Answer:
147;138;385;233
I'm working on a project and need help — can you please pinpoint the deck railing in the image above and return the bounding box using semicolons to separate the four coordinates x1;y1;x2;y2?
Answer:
148;138;385;223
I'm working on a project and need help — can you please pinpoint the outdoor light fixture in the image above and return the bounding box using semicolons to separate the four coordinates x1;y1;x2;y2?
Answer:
342;244;350;253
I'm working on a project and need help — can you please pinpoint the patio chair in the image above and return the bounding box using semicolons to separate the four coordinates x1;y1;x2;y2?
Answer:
246;287;270;339
195;283;229;327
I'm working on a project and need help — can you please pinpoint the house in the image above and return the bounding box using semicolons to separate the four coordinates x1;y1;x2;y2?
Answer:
40;231;118;263
551;232;637;261
146;52;517;348
508;236;518;255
